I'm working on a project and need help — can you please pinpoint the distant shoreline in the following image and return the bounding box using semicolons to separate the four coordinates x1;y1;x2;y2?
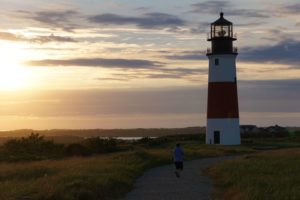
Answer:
1;126;300;138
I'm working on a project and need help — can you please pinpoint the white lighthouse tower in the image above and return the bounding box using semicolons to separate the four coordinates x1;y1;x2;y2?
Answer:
206;13;240;145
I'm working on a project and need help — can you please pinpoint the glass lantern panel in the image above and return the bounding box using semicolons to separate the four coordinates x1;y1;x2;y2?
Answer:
214;25;222;37
221;26;230;37
213;25;231;37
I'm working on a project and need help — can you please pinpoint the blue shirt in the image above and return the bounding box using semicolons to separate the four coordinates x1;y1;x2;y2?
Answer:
173;146;184;162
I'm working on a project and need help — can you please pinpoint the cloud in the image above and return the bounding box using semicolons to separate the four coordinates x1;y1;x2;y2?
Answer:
190;1;269;18
2;78;300;118
240;79;300;90
25;58;163;69
190;0;229;13
145;74;183;79
31;34;77;43
33;10;78;24
26;56;206;81
88;12;185;29
18;10;80;31
239;39;300;66
165;51;206;60
238;79;300;112
0;31;77;43
0;31;20;41
235;21;266;27
145;67;206;79
279;3;300;15
98;67;206;82
145;69;204;79
135;6;152;12
4;87;206;116
188;23;210;34
225;10;269;18
97;77;130;82
162;67;206;75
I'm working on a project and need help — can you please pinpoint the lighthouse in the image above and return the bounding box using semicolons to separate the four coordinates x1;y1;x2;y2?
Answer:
206;13;240;145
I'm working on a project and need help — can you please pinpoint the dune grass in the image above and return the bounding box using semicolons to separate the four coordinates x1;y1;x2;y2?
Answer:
1;133;298;200
0;140;254;200
207;148;300;200
0;150;159;200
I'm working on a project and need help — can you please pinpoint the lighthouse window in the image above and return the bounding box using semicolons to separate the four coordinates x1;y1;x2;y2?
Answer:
215;58;219;66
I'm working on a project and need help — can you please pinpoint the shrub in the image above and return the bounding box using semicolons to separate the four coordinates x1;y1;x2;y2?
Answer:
65;143;91;157
1;133;64;161
134;137;167;147
83;137;119;154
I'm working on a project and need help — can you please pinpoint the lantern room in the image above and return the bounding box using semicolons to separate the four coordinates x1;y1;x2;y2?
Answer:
211;12;233;38
207;12;237;55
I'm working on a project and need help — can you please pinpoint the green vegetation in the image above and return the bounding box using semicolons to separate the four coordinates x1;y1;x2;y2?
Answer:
242;136;300;149
1;132;252;162
0;131;299;200
0;127;204;140
207;148;300;200
0;133;64;162
0;151;164;200
0;133;121;162
0;133;254;200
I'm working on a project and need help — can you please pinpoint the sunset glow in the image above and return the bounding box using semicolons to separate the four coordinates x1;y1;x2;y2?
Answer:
0;0;299;130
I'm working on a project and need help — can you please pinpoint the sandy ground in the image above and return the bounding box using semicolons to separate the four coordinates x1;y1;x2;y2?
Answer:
122;156;235;200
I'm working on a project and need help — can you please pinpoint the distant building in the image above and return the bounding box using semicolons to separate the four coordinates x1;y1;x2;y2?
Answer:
240;125;259;134
240;124;288;137
265;125;288;134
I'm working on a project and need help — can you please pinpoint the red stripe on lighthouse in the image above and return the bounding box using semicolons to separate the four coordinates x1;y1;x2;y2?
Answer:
207;82;239;118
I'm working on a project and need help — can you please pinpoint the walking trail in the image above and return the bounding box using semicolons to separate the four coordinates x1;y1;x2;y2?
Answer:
122;156;235;200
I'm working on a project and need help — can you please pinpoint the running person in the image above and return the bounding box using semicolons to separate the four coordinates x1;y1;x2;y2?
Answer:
173;143;184;178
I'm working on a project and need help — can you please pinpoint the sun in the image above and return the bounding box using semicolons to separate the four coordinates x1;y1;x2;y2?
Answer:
0;63;28;90
0;43;32;90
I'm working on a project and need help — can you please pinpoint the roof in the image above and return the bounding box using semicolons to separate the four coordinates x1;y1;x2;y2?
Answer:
211;12;232;25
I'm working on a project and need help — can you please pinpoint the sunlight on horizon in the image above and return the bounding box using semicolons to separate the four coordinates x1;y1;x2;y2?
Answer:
0;0;299;130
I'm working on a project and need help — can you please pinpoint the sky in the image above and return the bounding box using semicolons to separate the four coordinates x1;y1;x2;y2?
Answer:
0;0;299;130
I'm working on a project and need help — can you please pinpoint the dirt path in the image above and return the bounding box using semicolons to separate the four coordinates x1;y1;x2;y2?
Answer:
122;156;235;200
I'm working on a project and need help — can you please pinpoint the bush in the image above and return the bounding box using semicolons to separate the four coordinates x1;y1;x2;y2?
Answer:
162;134;205;142
1;133;64;161
0;135;122;161
294;131;300;136
83;137;119;154
65;143;91;157
134;137;168;147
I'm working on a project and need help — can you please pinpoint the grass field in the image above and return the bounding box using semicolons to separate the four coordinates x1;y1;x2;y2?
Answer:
0;133;299;200
207;148;300;200
0;151;162;200
0;136;254;200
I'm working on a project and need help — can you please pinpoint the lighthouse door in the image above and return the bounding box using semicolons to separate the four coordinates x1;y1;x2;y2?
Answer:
214;131;220;144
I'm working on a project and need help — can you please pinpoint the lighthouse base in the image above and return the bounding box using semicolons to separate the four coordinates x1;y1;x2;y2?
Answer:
206;118;240;145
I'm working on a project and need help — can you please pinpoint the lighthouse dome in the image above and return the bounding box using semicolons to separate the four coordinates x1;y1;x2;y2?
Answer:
211;12;232;25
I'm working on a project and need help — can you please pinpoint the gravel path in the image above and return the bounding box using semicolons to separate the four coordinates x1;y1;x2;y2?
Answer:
122;156;235;200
